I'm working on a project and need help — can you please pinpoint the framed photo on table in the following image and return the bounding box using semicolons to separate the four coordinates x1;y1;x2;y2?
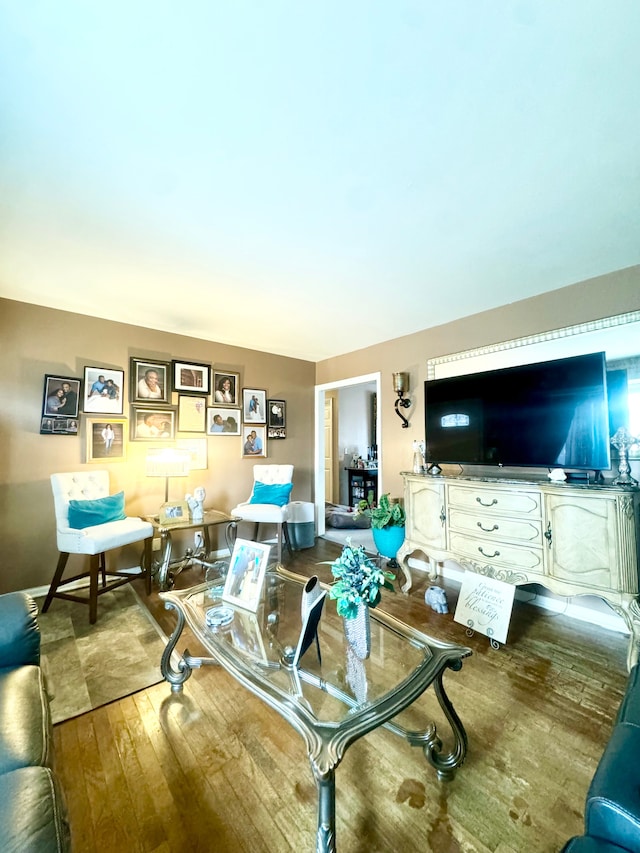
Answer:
82;367;124;415
159;501;189;525
172;360;210;395
242;388;266;424
222;539;271;612
86;418;127;462
177;395;207;433
213;371;240;406
130;358;170;404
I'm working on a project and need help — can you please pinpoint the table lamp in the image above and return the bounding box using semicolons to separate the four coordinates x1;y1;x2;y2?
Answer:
146;448;191;505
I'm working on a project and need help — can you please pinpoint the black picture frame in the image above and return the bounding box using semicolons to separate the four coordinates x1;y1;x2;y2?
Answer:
41;374;81;425
130;358;171;404
172;360;210;395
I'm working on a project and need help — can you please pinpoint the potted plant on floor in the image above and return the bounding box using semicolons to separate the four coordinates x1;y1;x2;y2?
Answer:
358;492;406;568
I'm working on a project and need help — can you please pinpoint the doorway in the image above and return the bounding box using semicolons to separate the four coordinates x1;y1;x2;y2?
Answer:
314;373;382;538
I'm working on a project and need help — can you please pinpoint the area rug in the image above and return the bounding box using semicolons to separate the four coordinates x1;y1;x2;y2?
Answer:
36;584;167;724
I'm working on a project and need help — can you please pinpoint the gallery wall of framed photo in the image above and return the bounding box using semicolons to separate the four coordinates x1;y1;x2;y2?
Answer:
39;354;289;464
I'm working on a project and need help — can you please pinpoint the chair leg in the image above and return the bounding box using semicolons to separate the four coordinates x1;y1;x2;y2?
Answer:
276;523;282;564
89;554;101;624
283;521;293;557
100;552;107;588
42;552;70;613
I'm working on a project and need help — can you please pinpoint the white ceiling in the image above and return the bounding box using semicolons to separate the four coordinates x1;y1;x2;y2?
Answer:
1;3;638;362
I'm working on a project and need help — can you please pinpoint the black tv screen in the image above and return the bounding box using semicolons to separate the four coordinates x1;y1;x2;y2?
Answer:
424;351;611;472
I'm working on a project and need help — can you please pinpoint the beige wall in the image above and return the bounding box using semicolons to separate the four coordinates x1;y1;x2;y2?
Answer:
315;265;640;501
0;299;316;594
3;265;640;595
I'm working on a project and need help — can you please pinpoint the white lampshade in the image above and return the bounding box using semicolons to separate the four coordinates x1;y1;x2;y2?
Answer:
146;448;191;503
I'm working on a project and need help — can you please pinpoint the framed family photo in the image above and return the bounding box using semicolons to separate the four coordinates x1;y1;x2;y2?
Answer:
82;367;124;415
267;399;286;438
207;406;241;435
222;538;272;612
86;418;127;462
130;406;176;441
172;360;210;395
178;395;207;432
130;358;170;404
213;371;240;406
159;501;189;525
42;374;81;420
242;388;266;424
241;425;266;458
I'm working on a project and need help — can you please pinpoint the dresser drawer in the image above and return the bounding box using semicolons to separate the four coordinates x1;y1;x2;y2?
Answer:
447;484;542;518
448;509;543;545
448;531;544;572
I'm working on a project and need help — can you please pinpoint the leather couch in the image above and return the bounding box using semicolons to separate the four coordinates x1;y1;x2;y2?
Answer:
562;664;640;853
0;592;71;852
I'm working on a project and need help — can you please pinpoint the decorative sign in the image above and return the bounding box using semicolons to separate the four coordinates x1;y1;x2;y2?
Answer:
453;572;516;645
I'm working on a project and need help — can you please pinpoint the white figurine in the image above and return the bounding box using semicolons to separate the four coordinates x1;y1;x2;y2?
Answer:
186;486;206;522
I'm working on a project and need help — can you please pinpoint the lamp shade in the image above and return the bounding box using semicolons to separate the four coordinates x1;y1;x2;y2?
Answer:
146;448;191;478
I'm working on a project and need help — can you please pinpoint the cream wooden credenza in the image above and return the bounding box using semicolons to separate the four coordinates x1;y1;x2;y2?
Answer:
398;472;640;669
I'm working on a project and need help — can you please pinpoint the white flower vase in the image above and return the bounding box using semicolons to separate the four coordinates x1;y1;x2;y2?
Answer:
343;603;371;660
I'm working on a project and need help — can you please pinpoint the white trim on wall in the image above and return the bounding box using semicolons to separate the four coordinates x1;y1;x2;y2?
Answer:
314;372;382;536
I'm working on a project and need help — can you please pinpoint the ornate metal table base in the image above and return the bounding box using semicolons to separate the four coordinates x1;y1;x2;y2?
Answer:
160;596;469;853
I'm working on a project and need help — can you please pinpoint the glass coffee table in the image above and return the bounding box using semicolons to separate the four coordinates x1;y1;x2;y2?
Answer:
160;565;471;853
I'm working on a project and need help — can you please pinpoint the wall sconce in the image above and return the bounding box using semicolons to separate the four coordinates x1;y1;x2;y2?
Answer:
393;372;411;428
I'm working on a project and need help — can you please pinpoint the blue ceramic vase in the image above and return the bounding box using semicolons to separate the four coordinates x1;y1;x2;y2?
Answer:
372;525;405;566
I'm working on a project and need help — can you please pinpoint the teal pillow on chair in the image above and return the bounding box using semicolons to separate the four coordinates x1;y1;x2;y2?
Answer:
68;491;127;529
249;482;293;507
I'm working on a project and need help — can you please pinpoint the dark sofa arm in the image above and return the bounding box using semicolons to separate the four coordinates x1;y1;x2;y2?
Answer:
0;593;41;668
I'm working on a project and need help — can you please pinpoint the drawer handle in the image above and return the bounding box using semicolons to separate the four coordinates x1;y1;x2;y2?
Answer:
476;497;497;507
478;546;500;559
477;522;499;533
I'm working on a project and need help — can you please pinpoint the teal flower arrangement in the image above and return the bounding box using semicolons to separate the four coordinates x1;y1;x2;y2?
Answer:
326;539;395;619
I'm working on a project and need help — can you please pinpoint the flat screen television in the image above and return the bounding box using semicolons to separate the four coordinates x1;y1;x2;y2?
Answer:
424;351;612;472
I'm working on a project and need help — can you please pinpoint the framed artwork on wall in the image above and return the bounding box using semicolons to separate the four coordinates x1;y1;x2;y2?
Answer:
213;371;240;406
267;399;286;439
241;425;266;458
130;358;171;404
41;374;81;435
207;406;241;435
176;438;208;471
172;360;210;395
130;406;176;440
82;367;124;415
242;388;266;424
86;418;127;462
178;395;207;433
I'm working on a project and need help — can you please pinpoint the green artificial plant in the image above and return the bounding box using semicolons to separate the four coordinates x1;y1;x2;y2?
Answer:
325;538;395;619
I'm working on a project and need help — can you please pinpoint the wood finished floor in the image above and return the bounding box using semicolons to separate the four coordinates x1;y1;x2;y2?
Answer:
53;537;629;853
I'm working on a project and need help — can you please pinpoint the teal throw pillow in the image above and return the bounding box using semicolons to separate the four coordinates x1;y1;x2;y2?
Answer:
68;491;127;529
249;482;293;507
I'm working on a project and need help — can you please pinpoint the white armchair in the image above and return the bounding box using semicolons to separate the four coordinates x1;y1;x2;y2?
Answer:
43;471;153;624
230;464;294;563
